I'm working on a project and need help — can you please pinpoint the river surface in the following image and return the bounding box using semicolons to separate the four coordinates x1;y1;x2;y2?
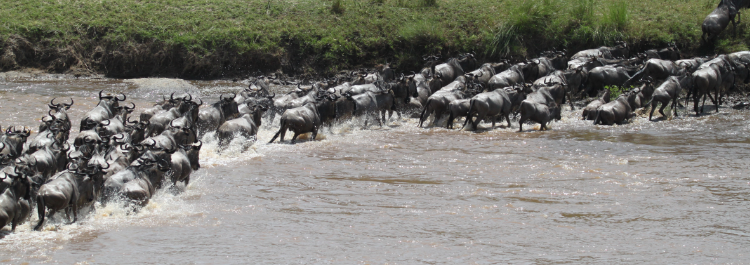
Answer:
0;72;749;264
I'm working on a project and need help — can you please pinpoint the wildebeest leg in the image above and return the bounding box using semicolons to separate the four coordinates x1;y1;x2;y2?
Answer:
290;133;299;144
541;122;548;131
658;101;667;119
671;97;679;117
72;203;78;224
311;127;318;141
184;176;190;186
649;101;657;121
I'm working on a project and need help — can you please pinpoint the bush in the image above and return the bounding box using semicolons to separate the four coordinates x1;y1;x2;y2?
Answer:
604;85;627;101
486;23;519;56
572;0;596;23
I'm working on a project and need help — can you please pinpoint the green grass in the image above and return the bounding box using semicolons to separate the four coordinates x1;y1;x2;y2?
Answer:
0;0;748;76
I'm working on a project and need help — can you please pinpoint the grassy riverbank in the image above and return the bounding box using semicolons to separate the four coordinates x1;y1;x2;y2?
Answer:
0;0;748;78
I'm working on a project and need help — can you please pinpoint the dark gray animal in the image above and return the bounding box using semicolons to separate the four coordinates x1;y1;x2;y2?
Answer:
0;173;30;232
80;91;124;131
645;43;680;61
593;91;636;125
464;86;527;130
702;0;739;42
434;53;477;84
102;149;173;203
168;142;201;187
196;94;240;136
34;168;97;231
624;59;684;86
419;76;471;127
648;75;691;120
40;98;73;134
584;65;634;96
268;95;337;144
487;64;528;91
216;104;266;147
582;90;611;120
0;127;30;162
140;93;182;122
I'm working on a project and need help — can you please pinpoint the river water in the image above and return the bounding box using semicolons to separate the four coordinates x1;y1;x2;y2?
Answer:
0;72;749;264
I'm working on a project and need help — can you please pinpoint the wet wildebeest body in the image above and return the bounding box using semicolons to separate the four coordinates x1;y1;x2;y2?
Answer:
570;41;628;60
582;90;611;120
40;98;73;134
691;61;731;114
532;71;575;109
702;0;739;43
418;76;471;127
268;85;318;122
80;91;124;131
463;86;527;130
584;65;635;96
466;63;496;85
0;127;30;162
34;169;96;231
196;94;239;137
624;59;684;86
168;142;201;187
102;149;173;204
677;57;712;74
217;105;266;147
140;93;183;122
518;88;560;132
645;43;681;61
648;75;692;120
268;95;337;144
0;174;31;231
345;89;397;128
593;91;637;125
626;80;655;110
728;51;750;85
434;54;477;84
487;64;528;91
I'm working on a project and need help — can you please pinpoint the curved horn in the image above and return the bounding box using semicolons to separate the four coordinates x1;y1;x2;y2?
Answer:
50;97;58;107
101;160;110;170
267;92;275;99
117;93;126;101
219;94;224;101
197;98;203;106
170;92;175;101
99;90;104;100
186;93;192;101
126;102;136;110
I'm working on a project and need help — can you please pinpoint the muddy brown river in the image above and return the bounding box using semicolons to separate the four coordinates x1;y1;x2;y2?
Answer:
0;72;749;264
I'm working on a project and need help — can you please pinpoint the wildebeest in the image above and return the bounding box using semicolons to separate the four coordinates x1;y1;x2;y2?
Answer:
268;93;337;144
584;65;636;96
487;63;529;91
702;0;739;43
582;90;611;120
40;98;73;133
345;87;397;128
648;75;691;120
0;127;30;162
216;104;266;147
418;76;473;127
34;166;97;231
434;53;477;84
624;59;684;86
645;43;681;61
463;86;528;130
0;173;30;232
80;91;124;131
168;142;201;186
102;149;173;204
196;94;240;137
570;41;628;60
593;90;637;125
140;93;182;122
147;95;200;137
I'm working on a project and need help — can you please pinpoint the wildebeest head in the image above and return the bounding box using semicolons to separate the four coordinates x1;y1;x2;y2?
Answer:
219;93;240;120
184;141;202;171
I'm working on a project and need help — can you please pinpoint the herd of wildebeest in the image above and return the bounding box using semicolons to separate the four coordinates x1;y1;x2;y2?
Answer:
2;3;750;233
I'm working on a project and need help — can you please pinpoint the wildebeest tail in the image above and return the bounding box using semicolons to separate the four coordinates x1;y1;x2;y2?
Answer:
418;99;432;127
33;194;45;231
268;119;285;143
